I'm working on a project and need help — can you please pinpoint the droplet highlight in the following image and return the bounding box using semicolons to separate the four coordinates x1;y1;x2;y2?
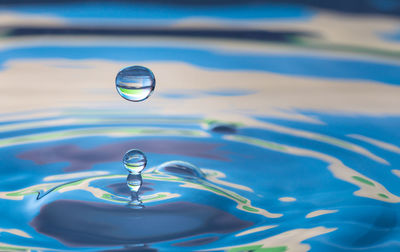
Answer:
123;149;147;174
115;65;156;102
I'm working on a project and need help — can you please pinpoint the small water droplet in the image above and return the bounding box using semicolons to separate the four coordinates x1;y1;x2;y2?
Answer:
115;66;156;102
127;173;143;193
156;161;205;180
123;149;147;174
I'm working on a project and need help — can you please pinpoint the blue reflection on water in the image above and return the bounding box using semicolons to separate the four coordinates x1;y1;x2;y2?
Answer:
1;3;313;21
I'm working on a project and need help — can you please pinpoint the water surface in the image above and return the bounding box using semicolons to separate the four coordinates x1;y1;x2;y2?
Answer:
0;1;400;251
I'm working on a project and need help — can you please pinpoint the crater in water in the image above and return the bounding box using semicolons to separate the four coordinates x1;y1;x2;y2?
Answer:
31;200;252;247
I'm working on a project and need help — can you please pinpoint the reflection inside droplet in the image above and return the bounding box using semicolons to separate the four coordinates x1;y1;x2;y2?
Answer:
123;149;147;174
127;173;143;193
115;65;156;102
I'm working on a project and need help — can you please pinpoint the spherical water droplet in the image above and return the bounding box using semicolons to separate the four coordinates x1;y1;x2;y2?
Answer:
123;149;147;174
127;173;143;193
156;161;205;180
115;66;155;102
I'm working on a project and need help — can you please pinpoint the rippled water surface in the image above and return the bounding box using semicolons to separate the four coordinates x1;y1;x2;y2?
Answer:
1;1;400;251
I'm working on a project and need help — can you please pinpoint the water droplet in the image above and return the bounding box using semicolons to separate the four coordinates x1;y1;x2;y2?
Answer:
156;161;205;180
127;173;144;209
127;173;143;193
115;66;156;102
123;149;147;174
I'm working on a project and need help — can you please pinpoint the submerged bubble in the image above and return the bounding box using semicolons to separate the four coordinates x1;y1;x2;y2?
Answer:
123;149;147;174
156;161;205;180
115;66;156;102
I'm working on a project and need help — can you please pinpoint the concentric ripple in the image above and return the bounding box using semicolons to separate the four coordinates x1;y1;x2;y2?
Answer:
0;109;399;251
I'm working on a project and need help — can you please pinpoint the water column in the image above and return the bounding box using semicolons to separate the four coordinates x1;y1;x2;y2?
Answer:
123;149;147;208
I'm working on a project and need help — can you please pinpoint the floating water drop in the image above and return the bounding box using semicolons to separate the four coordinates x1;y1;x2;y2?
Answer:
156;161;205;180
123;149;147;174
115;66;156;102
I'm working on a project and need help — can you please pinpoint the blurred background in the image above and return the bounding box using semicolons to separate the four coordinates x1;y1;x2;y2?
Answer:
1;0;400;117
